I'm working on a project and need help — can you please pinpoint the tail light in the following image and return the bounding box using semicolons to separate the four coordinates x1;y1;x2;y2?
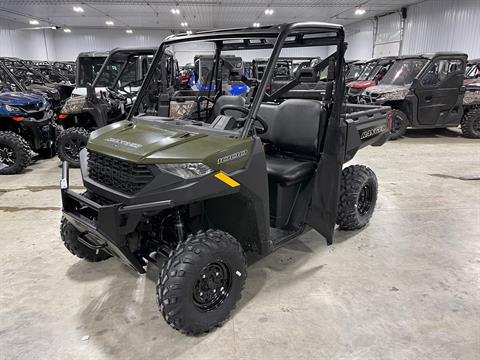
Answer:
387;111;394;130
58;114;68;120
12;116;24;122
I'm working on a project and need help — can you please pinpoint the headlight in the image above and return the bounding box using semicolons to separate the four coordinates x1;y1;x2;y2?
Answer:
157;163;214;179
5;104;21;112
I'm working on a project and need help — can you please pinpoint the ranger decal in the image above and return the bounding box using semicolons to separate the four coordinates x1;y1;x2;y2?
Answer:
217;149;248;165
360;125;387;140
105;138;143;149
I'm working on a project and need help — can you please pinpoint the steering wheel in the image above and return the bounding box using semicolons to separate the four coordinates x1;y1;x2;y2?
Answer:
219;104;269;134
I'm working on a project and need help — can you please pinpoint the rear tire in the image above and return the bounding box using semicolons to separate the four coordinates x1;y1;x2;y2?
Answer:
336;165;378;230
0;131;31;175
56;127;90;167
460;107;480;139
60;217;111;262
389;109;408;140
157;230;246;335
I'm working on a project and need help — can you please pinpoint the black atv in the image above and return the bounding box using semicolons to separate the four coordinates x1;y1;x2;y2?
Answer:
60;23;391;335
360;53;480;139
56;47;162;167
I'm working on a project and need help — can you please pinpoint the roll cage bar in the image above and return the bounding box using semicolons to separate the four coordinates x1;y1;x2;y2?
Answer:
129;22;346;140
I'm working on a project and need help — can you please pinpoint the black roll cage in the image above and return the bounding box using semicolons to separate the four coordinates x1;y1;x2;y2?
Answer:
128;22;345;140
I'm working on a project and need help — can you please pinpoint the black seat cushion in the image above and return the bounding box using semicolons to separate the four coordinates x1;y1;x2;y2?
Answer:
266;155;317;185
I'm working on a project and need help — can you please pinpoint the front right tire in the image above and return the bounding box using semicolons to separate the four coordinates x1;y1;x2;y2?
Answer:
157;230;246;335
60;217;111;262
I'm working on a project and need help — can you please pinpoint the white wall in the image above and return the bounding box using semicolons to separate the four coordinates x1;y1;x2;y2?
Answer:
344;20;374;61
0;18;56;60
53;28;171;61
344;0;480;60
402;0;480;58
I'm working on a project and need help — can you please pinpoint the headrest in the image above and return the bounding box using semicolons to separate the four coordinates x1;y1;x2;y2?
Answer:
296;67;318;83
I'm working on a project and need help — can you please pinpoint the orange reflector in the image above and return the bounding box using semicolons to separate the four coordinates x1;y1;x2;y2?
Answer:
12;116;24;122
214;172;240;188
58;114;68;119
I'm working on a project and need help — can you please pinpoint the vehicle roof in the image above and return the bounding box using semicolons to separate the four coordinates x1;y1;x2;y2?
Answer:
77;51;109;58
164;22;343;45
468;58;480;64
397;52;468;60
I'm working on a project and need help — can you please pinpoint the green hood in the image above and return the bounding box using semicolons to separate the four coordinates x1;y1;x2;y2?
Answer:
87;120;253;172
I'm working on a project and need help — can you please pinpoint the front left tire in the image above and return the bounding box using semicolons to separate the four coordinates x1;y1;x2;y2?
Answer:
157;229;247;335
461;107;480;139
0;131;32;175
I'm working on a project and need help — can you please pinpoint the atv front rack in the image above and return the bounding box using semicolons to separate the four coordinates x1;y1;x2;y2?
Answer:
60;161;172;273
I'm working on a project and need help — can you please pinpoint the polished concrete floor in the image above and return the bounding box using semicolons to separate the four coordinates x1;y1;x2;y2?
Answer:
0;128;479;360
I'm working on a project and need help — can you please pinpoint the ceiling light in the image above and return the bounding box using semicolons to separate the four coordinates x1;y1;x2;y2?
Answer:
253;22;260;28
126;29;133;34
64;28;71;33
186;30;192;35
171;8;180;15
29;20;39;25
181;22;188;27
355;8;366;15
106;20;114;25
265;9;274;15
73;6;84;13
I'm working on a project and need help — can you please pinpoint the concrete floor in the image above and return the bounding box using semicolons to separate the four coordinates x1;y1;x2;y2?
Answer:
0;128;479;360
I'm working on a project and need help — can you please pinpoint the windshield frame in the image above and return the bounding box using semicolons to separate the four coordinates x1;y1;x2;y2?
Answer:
129;22;345;139
379;57;428;87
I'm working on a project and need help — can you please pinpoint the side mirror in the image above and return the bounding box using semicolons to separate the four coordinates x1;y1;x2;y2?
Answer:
411;78;420;89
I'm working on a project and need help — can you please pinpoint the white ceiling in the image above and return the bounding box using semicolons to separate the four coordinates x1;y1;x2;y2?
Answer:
0;0;424;31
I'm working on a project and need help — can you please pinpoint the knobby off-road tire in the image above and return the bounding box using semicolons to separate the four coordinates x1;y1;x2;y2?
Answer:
56;127;90;167
157;230;247;335
60;217;111;262
460;107;480;139
336;165;378;230
0;131;31;175
389;109;408;140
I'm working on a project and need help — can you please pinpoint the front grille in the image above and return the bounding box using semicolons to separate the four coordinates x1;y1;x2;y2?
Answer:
20;102;44;112
87;151;154;195
26;111;45;120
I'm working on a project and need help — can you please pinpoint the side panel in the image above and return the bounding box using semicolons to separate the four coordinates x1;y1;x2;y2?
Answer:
306;37;346;245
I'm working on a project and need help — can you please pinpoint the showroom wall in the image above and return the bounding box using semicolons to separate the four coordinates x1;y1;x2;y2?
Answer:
2;0;480;62
345;0;480;60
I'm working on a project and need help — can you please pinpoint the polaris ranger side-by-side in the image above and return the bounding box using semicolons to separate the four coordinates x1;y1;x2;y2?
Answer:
361;52;480;139
56;47;159;167
60;22;391;335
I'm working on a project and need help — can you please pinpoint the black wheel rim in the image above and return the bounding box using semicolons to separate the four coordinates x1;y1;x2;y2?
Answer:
391;115;403;134
63;137;86;162
193;261;232;311
0;144;16;168
357;183;373;216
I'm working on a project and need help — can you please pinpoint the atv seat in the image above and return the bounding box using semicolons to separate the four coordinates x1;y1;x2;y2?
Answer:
211;95;246;119
259;98;326;186
258;98;326;227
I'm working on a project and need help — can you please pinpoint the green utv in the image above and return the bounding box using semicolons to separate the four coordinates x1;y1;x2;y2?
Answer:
60;22;391;335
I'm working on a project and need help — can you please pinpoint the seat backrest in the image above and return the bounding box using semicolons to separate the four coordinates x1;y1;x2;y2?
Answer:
258;99;327;158
212;95;246;118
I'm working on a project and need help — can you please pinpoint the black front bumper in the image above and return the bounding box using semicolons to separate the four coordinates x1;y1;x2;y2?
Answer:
60;162;172;273
21;111;56;151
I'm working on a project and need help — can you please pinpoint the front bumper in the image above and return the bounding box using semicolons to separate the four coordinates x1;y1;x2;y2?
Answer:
60;161;172;273
20;110;56;151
